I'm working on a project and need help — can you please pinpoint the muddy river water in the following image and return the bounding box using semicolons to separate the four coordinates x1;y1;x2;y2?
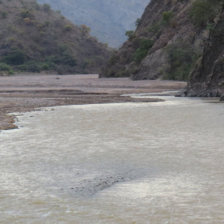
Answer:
0;96;224;223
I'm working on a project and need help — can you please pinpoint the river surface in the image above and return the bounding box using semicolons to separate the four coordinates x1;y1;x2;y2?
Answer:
0;96;224;224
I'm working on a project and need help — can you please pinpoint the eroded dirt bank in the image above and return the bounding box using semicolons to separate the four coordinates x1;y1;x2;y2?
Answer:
0;74;186;131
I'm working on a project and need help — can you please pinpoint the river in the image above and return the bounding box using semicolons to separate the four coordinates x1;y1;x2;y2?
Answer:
0;95;224;223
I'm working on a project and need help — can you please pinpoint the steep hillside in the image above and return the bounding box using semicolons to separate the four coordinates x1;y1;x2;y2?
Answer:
186;5;224;98
0;0;110;75
37;0;150;48
102;0;221;81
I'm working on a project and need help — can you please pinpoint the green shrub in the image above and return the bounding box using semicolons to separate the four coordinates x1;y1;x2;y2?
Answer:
23;17;33;25
41;63;51;70
133;39;154;63
125;30;135;40
0;63;14;75
135;18;141;27
162;11;174;25
80;25;91;36
17;61;41;72
47;53;76;66
1;49;27;65
108;54;119;66
148;22;161;35
148;11;174;35
190;0;221;27
42;4;51;12
20;9;33;19
17;61;54;72
15;50;77;73
164;43;199;81
115;70;129;77
64;24;72;32
0;11;7;19
206;23;215;31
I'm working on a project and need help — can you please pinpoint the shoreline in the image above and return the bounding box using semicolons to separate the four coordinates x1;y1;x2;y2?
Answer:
0;74;186;131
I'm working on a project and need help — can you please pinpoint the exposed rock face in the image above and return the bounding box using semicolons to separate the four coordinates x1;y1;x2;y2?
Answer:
186;7;224;98
101;0;207;80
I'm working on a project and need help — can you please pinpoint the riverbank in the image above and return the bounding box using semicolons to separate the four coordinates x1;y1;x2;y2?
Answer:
0;74;186;131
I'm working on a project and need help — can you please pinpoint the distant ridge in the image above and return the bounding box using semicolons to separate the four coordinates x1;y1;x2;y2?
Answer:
37;0;150;48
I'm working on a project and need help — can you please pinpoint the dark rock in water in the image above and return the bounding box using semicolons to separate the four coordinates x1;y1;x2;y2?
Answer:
68;169;145;197
175;89;187;97
72;175;127;197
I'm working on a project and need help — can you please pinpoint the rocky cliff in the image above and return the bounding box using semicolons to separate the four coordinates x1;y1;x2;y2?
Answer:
101;0;213;81
37;0;149;48
0;0;110;74
186;6;224;98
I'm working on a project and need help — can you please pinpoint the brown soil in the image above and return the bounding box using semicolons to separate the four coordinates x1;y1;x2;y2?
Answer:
0;74;186;131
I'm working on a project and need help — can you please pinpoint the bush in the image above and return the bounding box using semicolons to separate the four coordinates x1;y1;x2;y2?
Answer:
1;49;27;65
64;24;72;32
148;22;161;35
42;4;51;12
108;54;119;66
125;30;135;40
190;0;221;27
0;11;7;19
41;63;51;70
23;17;33;25
17;61;54;72
20;9;33;19
133;39;154;63
148;11;174;36
135;18;141;27
80;25;91;36
17;61;41;72
164;43;199;81
13;49;76;73
162;11;174;25
115;70;129;77
47;52;77;66
0;63;14;75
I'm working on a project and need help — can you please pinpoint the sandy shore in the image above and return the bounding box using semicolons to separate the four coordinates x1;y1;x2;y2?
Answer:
0;74;186;131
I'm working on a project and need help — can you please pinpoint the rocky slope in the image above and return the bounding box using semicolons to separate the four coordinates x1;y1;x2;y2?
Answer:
0;0;110;74
186;6;224;98
37;0;150;48
101;0;212;80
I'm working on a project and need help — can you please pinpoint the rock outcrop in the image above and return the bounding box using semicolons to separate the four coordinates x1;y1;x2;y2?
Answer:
101;0;208;80
186;6;224;98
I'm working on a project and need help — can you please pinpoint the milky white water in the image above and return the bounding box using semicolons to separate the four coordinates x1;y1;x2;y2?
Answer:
0;96;224;224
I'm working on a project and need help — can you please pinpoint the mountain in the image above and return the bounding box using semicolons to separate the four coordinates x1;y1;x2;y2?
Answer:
37;0;150;48
101;0;223;82
186;4;224;98
0;0;111;75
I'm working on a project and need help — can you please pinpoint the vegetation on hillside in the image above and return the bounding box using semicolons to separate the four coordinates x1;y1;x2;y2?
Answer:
102;0;224;81
133;39;154;64
190;0;223;27
164;43;199;81
0;0;110;75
